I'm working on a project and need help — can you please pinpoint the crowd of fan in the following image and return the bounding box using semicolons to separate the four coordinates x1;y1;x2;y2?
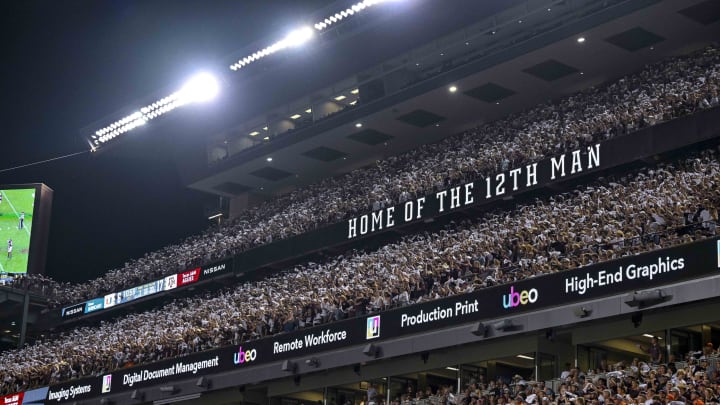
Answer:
442;343;720;405
379;340;720;405
1;146;719;394
10;44;719;306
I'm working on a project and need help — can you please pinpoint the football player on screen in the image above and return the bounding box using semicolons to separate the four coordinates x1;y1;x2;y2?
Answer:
18;212;24;229
7;239;12;259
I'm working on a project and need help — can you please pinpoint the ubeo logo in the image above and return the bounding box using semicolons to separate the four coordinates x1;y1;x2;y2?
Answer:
502;286;538;309
233;346;257;365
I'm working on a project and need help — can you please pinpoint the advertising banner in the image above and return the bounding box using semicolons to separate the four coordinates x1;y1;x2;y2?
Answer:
0;392;23;405
84;298;104;314
346;144;601;240
61;259;232;318
46;380;99;403
178;267;200;286
60;302;85;318
48;238;720;402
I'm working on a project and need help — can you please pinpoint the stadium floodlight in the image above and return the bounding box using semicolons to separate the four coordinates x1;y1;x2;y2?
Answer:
89;72;221;149
284;26;314;47
229;26;315;71
178;73;220;104
230;0;409;71
313;0;405;31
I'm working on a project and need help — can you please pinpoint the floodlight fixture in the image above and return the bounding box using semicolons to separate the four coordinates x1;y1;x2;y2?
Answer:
230;26;314;70
284;26;314;48
90;72;220;148
230;0;410;70
179;73;220;104
249;131;260;136
313;0;403;31
577;37;586;43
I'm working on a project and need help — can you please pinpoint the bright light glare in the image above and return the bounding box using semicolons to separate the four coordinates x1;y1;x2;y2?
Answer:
91;72;220;147
231;0;407;71
179;73;220;103
230;26;314;70
577;37;586;43
284;26;314;48
313;0;404;31
449;85;457;93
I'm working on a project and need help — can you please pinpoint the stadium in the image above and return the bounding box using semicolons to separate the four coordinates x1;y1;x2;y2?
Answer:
1;0;720;404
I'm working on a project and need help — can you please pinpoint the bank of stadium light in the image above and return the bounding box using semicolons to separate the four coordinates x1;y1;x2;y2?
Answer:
229;26;315;71
90;72;220;149
313;0;403;31
229;0;406;72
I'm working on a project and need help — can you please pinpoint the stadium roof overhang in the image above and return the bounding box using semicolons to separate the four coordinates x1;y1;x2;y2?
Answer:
181;0;720;198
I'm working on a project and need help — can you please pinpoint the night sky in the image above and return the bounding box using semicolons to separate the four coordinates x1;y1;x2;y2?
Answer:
0;0;333;282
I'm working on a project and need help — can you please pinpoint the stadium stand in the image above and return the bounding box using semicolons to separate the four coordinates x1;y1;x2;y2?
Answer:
9;44;720;308
403;346;720;405
1;139;719;394
3;1;720;403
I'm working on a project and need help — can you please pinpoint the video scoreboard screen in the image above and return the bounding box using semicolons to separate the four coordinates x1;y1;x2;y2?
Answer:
0;184;52;285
